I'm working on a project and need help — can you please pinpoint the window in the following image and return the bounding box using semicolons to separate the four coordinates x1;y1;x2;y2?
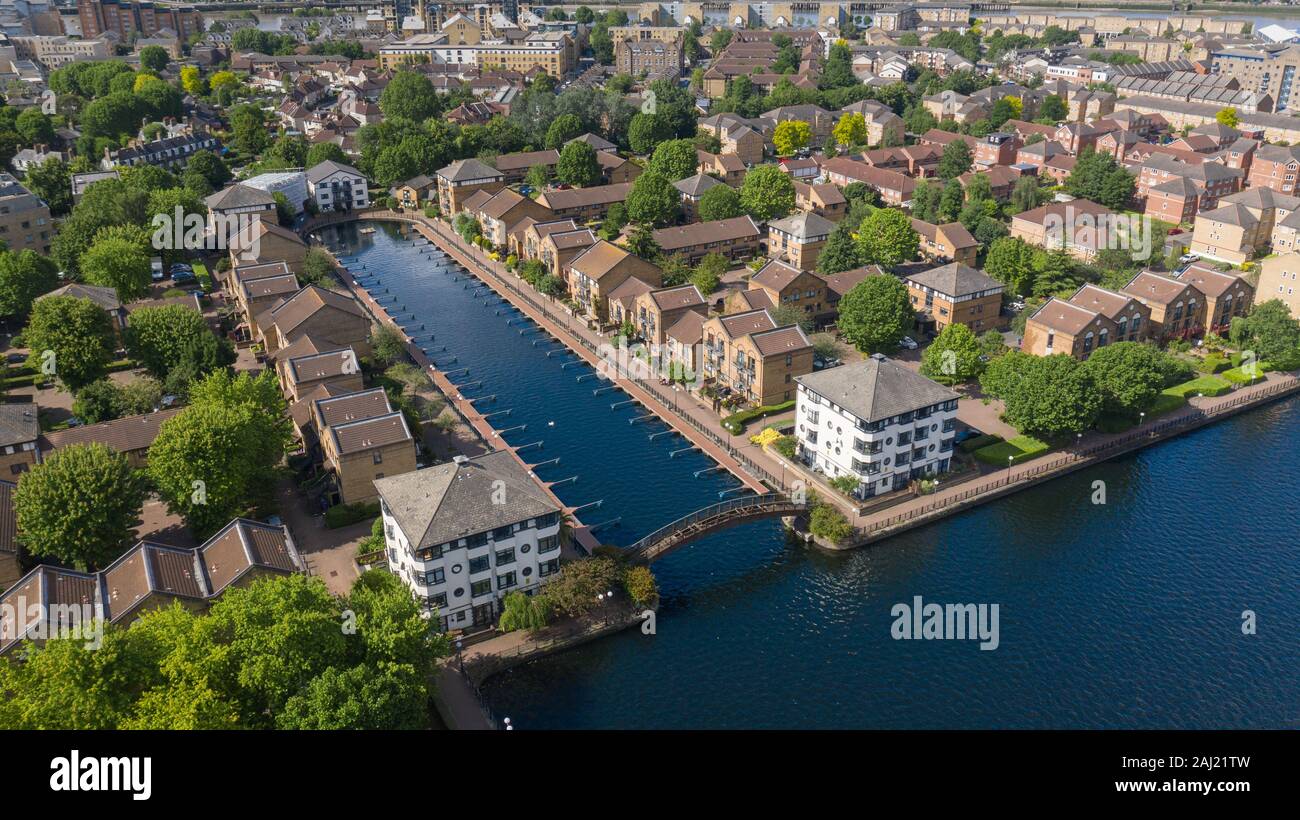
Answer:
470;579;493;597
424;568;445;585
429;593;447;608
468;555;490;574
373;451;383;464
539;535;560;553
495;547;516;565
498;571;517;590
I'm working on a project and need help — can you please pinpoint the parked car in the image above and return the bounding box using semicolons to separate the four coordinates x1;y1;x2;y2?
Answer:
151;257;164;281
1008;300;1026;311
953;429;982;445
171;270;197;285
1179;253;1199;265
899;336;918;350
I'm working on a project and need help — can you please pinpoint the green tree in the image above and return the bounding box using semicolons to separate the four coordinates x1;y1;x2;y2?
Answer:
14;443;145;570
1216;107;1239;128
833;112;868;147
378;70;440;122
982;352;1102;437
857;208;919;267
1081;341;1169;420
15;108;56;146
628;112;671;155
696;184;742;221
773;120;812;156
937;139;973;179
72;378;125;424
691;253;727;295
626;171;679;226
984;236;1037;296
0;249;59;317
125;303;234;380
497;591;552;633
23;295;116;390
648;139;698;182
1039;94;1068;122
816;222;863;275
1242;299;1300;362
556;140;601;187
305;142;348;169
23;156;73;216
79;237;151;302
920;322;983;384
228;103;270;155
1064;147;1135;209
837;275;915;353
544;113;584;149
147;370;292;537
739;164;796;221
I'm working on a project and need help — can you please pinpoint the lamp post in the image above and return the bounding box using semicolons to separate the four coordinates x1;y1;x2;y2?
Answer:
455;639;464;674
1007;454;1013;478
503;717;513;731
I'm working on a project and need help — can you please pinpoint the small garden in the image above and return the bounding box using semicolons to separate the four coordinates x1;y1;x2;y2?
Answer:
972;435;1051;466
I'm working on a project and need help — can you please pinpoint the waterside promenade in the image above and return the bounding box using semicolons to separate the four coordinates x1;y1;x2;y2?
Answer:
309;210;1300;549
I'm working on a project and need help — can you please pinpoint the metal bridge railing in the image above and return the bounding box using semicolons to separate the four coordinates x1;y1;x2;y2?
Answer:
625;492;799;555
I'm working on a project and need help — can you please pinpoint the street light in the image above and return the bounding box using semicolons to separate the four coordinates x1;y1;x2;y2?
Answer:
503;717;512;731
455;639;464;674
1007;455;1013;477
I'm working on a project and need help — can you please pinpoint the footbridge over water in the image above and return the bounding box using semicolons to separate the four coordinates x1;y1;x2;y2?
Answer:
624;493;808;563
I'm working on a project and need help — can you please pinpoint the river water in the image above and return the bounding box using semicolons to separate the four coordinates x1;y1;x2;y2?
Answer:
325;221;1300;729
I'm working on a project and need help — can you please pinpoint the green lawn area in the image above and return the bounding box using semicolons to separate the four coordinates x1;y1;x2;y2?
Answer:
973;435;1051;466
1163;375;1232;399
192;260;213;292
1221;365;1268;385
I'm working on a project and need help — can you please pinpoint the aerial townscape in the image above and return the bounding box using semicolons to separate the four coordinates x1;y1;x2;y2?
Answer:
0;0;1295;738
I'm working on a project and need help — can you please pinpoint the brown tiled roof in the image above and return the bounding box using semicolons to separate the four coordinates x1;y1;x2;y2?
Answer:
493;149;560;173
537;182;633;211
287;347;357;386
649;284;706;311
460;189;496;213
607;275;654;306
479;189;530;220
0;566;98;653
666;310;706;344
289;383;352;429
547;229;597;250
314;388;392;428
199;519;299;596
734;288;775;310
528;219;581;240
1027;297;1100;335
102;542;207;622
42;409;182;456
1068;284;1138;320
0;405;39;448
751;259;804;291
329;411;412;456
652;216;761;251
269;285;366;334
241;273;300;300
1122;270;1193;306
232;261;292;284
569;240;642;281
750;324;811;357
718;308;777;339
1173;264;1247;299
823;265;882;298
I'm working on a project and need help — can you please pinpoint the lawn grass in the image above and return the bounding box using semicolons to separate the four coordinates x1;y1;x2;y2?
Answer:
1163;375;1232;399
1221;365;1268;385
957;433;1002;453
192;261;213;292
973;435;1051;466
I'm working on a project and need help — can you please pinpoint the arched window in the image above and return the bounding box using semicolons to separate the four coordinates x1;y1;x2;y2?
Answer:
1098;328;1109;347
1083;331;1095;353
1131;313;1142;334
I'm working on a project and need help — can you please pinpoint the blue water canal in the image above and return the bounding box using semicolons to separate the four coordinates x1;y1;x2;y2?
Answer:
323;221;1300;729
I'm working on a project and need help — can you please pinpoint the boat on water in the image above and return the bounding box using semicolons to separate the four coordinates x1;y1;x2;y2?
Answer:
359;226;376;234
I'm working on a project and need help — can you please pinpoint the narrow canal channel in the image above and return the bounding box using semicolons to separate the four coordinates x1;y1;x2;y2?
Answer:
323;221;1300;730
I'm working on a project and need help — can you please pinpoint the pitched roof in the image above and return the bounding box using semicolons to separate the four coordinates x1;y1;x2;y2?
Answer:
674;173;723;197
652;216;761;251
42;409;182;455
750;259;806;292
1122;270;1193;305
328;411;412;455
537;182;633;211
904;263;1002;298
750;324;811;357
493;149;560;173
437;157;503;182
198;518;300;595
205;183;276;210
767;211;836;242
268;285;366;334
373;450;559;549
796;356;958;423
568;240;642;281
38;283;121;312
1068;283;1140;320
717;308;778;339
0;405;39;448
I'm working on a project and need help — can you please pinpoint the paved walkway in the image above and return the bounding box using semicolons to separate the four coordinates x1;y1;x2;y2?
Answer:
316;211;1300;545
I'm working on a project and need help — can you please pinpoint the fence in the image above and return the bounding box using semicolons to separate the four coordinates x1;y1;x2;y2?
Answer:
855;374;1300;539
624;492;792;555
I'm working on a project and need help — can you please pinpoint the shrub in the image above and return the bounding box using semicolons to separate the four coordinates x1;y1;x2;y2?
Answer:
772;434;798;460
325;501;381;529
829;475;858;496
1163;376;1231;399
622;565;658;606
498;591;552;632
809;503;853;544
721;399;795;434
1221;365;1266;385
1194;354;1229;374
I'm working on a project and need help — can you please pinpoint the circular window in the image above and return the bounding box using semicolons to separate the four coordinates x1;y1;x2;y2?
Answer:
931;424;938;432
521;544;531;553
886;437;893;445
834;447;840;455
522;567;532;577
453;588;464;597
884;457;891;465
451;564;462;574
929;444;936;453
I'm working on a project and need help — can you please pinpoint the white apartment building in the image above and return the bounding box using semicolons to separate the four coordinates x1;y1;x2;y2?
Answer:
306;160;370;212
794;355;959;499
374;452;563;631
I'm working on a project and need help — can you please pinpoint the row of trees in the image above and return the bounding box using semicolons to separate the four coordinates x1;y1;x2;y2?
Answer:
0;572;447;730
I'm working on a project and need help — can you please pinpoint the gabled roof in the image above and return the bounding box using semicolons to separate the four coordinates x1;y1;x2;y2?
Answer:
904;263;1003;298
674;173;723;197
796;356;958;424
41;409;182;456
38;283;121;312
437;157;504;183
750;259;806;292
306;159;366;183
767;211;836;242
328;411;411;455
205;183;276;211
268;285;367;335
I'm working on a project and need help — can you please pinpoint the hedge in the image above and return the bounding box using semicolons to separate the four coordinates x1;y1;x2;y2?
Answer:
721;399;795;434
957;433;1001;453
1193;354;1229;374
324;501;381;529
1221;366;1267;385
1163;375;1232;399
973;435;1050;466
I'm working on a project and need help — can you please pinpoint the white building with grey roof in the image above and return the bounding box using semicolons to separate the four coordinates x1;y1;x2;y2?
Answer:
794;355;959;498
374;451;563;630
